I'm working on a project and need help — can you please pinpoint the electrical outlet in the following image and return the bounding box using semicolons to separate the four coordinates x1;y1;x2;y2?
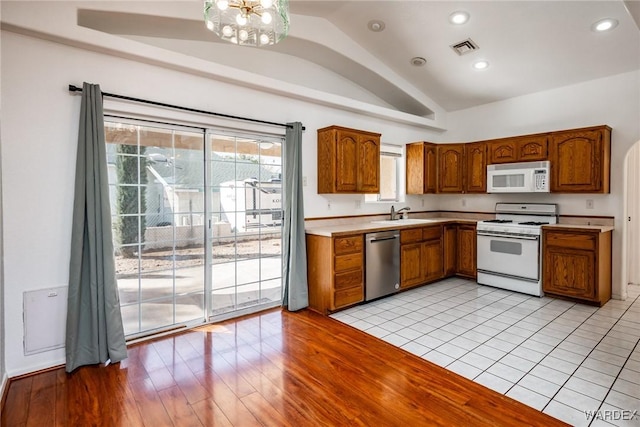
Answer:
461;198;467;207
421;199;425;207
327;200;331;210
586;199;594;209
355;200;362;209
302;176;307;187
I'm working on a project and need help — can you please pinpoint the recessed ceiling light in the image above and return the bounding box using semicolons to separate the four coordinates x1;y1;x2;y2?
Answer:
367;20;385;32
473;60;489;70
592;18;618;32
449;11;470;25
410;57;427;67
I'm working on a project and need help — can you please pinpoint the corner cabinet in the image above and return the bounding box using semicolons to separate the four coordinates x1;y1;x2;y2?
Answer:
317;125;381;194
542;227;612;306
409;142;484;194
549;125;611;193
307;233;365;314
406;142;437;194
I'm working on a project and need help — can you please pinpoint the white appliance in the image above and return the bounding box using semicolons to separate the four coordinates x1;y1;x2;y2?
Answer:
476;203;558;297
487;161;550;193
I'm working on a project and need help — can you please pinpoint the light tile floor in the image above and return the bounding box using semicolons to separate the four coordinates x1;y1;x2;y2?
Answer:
331;278;640;427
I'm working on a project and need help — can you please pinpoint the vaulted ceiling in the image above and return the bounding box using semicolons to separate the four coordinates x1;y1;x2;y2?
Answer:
43;1;640;118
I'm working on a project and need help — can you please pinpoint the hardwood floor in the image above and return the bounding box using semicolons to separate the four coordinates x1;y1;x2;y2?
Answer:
2;308;568;426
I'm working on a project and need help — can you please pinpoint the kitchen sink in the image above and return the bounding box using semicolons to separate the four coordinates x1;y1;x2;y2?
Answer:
371;219;439;225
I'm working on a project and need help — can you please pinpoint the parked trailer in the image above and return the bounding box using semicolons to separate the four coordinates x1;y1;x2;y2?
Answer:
219;179;282;232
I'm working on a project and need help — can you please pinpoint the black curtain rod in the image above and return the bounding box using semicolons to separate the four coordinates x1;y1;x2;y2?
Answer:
68;84;305;131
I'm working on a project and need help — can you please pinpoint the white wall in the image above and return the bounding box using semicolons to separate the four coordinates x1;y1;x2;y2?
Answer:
0;30;438;376
444;70;640;300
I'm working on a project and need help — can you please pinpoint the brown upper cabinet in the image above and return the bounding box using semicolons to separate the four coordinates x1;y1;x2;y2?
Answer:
405;142;437;194
406;141;486;194
518;135;548;162
548;125;611;193
488;138;517;164
404;125;609;195
317;125;381;194
488;134;548;164
437;144;466;193
465;142;487;193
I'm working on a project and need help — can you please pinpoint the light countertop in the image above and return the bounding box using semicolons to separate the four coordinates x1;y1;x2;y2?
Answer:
305;218;478;237
305;218;614;237
543;224;614;233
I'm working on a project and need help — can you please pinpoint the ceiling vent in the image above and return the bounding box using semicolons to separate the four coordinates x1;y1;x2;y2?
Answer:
450;38;479;56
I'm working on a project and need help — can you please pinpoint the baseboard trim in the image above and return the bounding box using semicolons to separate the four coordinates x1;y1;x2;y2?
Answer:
9;364;66;382
1;372;9;418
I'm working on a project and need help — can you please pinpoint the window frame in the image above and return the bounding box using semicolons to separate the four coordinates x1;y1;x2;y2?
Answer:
365;144;404;203
104;115;286;339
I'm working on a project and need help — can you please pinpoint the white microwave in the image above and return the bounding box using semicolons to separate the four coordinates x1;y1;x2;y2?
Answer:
487;161;550;193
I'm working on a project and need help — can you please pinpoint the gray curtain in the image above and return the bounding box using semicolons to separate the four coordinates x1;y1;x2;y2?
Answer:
66;82;127;373
282;122;309;311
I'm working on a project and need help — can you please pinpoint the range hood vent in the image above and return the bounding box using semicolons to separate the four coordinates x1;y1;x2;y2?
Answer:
450;39;479;56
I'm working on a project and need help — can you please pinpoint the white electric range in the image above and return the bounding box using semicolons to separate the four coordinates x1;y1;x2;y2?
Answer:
476;203;558;297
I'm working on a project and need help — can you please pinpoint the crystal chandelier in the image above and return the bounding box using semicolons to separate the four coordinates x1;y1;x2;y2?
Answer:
204;0;290;47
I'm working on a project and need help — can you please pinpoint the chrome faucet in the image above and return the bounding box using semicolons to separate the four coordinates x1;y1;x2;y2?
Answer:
390;205;411;220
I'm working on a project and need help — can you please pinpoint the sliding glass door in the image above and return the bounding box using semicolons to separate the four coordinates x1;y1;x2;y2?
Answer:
208;132;283;319
106;120;283;337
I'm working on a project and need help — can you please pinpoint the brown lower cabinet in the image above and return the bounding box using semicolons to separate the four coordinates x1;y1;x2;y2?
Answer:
456;224;477;278
307;221;477;314
307;234;364;314
398;223;476;288
400;226;444;289
444;224;457;276
542;227;612;306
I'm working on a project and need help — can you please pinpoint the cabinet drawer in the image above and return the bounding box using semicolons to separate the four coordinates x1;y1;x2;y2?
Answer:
545;231;596;251
422;226;441;241
334;285;364;308
335;253;363;272
334;269;363;291
334;235;363;255
401;228;423;244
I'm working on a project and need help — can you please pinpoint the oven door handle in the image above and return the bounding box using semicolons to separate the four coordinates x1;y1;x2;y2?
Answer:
477;231;539;241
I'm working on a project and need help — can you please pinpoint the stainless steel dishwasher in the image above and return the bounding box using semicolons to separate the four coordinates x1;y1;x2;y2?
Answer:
365;230;400;301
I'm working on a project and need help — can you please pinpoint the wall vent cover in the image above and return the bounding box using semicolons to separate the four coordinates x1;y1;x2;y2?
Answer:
450;39;479;56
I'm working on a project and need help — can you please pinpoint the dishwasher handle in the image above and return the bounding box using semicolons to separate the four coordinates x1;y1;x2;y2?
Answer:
369;235;398;243
366;231;400;243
